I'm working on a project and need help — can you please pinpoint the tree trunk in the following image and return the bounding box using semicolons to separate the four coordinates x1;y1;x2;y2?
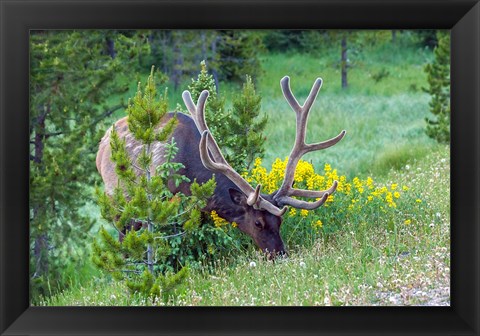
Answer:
200;31;207;62
32;105;48;164
33;234;49;278
106;37;116;59
341;34;348;89
172;36;184;91
145;143;154;274
161;31;169;75
392;30;397;44
210;36;220;94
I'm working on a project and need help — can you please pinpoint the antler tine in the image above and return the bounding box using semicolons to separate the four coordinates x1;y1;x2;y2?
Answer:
273;76;346;210
280;76;302;112
182;90;224;164
282;193;329;211
182;91;197;116
304;130;347;154
247;184;261;206
182;90;209;132
289;180;338;198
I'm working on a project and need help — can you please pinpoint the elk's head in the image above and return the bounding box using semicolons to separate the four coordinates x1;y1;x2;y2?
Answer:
182;76;346;258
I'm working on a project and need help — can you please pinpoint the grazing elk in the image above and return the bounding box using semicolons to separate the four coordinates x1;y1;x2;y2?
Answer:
96;76;346;257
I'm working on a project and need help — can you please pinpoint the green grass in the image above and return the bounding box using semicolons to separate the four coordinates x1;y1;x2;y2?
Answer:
39;146;450;306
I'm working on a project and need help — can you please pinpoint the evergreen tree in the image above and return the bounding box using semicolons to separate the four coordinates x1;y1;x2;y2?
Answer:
217;31;264;82
424;31;450;143
29;30;148;301
187;60;232;150
187;62;267;172
227;75;268;171
93;67;215;302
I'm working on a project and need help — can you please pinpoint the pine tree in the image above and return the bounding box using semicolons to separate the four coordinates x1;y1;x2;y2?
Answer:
216;31;264;82
187;60;232;150
424;31;450;143
188;62;268;172
29;30;148;301
93;67;215;302
187;62;268;172
227;75;268;171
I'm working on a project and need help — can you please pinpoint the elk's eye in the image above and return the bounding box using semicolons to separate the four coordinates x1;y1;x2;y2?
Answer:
254;220;262;229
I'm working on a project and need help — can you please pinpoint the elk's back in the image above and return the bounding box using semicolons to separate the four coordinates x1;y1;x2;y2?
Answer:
96;115;173;195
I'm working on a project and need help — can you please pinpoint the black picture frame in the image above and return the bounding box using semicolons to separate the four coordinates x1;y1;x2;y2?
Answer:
1;0;479;335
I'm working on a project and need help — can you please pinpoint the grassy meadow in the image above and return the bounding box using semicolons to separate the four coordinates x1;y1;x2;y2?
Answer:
37;34;450;306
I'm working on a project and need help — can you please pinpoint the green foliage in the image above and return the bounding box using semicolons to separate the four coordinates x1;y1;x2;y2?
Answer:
368;143;431;177
216;31;264;82
371;68;390;83
144;30;263;90
94;69;215;302
29;30;148;302
188;61;231;150
227;75;268;170
188;63;267;172
424;31;450;143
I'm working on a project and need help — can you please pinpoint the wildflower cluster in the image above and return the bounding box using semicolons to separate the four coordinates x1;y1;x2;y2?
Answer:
210;211;237;228
242;157;418;235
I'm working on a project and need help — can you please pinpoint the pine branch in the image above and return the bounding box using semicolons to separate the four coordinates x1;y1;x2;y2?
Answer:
154;231;187;239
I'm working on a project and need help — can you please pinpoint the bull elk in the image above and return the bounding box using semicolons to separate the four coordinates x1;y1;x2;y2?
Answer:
96;76;346;257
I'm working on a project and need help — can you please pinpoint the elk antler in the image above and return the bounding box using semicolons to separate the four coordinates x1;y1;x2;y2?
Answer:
272;76;346;210
182;90;287;217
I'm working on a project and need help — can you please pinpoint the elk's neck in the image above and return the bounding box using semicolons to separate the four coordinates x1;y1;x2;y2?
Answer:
169;112;240;221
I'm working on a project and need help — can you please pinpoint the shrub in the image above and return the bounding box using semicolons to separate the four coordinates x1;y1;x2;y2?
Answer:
424;31;450;143
239;157;421;249
93;67;215;302
188;62;267;172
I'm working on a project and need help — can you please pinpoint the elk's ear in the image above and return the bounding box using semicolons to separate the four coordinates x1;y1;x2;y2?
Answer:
229;188;247;206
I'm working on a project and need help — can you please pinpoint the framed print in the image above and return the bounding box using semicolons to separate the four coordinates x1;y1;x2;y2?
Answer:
1;0;479;335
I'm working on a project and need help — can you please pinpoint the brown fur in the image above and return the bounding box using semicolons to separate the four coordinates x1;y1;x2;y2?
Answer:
96;116;171;195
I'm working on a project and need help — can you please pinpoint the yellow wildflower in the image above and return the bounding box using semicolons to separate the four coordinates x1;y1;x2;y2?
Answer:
231;222;238;228
312;219;323;230
300;209;309;218
404;219;411;225
211;210;228;227
416;199;422;203
207;245;215;254
391;183;398;190
394;191;400;199
402;185;409;191
366;177;374;189
385;192;396;208
294;160;315;183
289;208;297;217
